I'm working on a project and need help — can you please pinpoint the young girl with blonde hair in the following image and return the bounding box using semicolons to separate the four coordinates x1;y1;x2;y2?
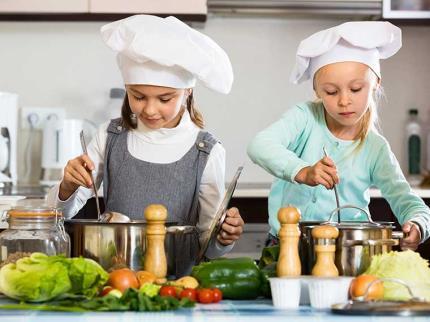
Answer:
248;21;430;251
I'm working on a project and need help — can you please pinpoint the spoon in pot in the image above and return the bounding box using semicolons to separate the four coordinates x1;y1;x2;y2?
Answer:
80;130;102;221
323;146;341;223
79;131;130;223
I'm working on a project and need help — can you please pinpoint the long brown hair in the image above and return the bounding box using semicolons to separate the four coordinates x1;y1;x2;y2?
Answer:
120;91;205;130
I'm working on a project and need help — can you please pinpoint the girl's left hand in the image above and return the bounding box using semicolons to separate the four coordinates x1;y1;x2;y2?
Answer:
217;207;244;246
400;221;421;251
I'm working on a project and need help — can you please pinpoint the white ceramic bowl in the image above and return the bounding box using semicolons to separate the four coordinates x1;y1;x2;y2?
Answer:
307;276;353;309
269;277;301;309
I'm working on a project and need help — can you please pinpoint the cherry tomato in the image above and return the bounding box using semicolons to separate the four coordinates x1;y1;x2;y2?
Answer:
179;288;197;302
108;268;139;293
197;288;214;304
159;285;177;298
212;288;222;303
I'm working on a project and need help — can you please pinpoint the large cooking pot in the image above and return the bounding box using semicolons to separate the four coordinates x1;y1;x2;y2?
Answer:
299;205;403;276
64;219;198;278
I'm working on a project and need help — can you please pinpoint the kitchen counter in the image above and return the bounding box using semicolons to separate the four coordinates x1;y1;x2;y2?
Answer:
233;183;430;198
1;299;429;322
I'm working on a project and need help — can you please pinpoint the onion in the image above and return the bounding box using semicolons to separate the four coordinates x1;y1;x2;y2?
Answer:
107;268;139;293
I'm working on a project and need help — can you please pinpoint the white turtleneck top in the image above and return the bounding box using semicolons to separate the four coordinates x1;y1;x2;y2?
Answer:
46;110;232;258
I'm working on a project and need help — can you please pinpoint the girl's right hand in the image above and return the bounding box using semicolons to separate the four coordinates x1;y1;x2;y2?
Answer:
294;156;339;189
59;154;95;201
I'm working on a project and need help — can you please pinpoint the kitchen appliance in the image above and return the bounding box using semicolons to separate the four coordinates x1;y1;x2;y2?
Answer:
299;205;403;276
383;0;430;18
0;92;18;187
41;118;95;185
65;220;197;278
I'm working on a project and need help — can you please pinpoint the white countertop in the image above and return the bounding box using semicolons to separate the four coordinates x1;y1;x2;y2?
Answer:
233;183;430;198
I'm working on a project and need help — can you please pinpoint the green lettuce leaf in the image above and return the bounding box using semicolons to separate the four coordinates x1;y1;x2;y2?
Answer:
67;257;109;298
0;253;109;302
0;253;71;302
365;250;430;301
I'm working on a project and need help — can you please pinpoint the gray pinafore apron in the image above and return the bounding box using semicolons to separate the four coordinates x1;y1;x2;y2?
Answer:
102;118;217;276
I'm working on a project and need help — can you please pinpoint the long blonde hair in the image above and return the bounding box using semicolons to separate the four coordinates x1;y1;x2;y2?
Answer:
120;90;205;130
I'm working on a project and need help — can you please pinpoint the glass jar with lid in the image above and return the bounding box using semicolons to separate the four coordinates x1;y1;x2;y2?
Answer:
0;206;70;265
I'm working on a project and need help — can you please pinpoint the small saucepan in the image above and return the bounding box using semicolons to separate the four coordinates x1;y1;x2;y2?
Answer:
299;205;403;276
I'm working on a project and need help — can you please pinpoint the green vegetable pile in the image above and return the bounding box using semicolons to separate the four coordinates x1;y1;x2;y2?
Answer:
0;253;108;302
364;250;430;301
0;288;194;312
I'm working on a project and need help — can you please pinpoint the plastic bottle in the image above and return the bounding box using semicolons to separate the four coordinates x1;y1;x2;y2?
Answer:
406;109;422;186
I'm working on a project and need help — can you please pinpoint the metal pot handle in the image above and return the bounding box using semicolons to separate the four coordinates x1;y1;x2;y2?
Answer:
343;239;399;247
391;231;405;239
325;204;381;226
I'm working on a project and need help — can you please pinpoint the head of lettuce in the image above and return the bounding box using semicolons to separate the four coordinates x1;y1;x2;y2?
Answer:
0;253;109;302
365;250;430;301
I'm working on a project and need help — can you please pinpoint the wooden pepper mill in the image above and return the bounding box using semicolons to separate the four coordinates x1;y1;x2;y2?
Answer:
277;206;301;277
311;225;339;277
144;204;168;283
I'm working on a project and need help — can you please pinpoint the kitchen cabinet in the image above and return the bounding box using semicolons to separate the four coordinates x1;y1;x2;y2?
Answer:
0;0;87;13
89;0;207;15
0;0;206;21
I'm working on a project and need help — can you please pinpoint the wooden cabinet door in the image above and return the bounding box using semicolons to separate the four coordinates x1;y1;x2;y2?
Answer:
0;0;88;13
89;0;207;14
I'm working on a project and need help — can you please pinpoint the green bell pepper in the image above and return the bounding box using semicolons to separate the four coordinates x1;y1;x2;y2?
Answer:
191;257;264;300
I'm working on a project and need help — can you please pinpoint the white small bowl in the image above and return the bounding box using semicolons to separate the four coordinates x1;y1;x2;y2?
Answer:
269;277;301;309
307;276;353;309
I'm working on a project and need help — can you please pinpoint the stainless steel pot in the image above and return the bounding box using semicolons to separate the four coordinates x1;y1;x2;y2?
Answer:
299;205;403;276
64;219;198;278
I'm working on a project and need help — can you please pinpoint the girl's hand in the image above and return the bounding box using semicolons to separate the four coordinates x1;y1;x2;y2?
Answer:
295;156;339;189
400;221;421;251
59;154;95;201
217;207;244;246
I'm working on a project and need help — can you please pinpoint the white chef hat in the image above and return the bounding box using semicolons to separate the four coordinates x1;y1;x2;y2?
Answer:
101;15;233;94
290;21;402;84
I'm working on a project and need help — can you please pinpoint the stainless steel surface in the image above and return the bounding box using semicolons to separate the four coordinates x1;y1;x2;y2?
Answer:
198;166;243;261
79;130;101;221
208;0;382;17
65;219;197;277
226;223;269;259
300;205;402;276
323;146;341;223
332;300;430;316
0;185;47;198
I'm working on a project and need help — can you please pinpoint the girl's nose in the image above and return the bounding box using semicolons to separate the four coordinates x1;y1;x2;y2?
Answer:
338;91;351;107
143;100;157;115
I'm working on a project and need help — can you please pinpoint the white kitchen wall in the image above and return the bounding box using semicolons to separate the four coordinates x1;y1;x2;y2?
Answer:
0;15;429;184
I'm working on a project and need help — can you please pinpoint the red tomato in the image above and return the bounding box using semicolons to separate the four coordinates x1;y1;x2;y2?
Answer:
108;268;139;293
197;288;214;304
159;285;177;298
212;288;222;303
100;286;114;296
179;288;197;302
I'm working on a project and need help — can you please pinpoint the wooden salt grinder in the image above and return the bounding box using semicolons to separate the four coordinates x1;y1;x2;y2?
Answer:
144;204;167;283
277;206;301;277
311;225;339;277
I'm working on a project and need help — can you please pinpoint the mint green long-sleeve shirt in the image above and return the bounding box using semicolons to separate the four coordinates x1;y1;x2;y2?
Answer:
247;101;430;241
